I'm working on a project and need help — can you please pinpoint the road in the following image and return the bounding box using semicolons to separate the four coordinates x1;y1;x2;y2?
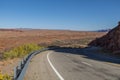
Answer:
23;47;120;80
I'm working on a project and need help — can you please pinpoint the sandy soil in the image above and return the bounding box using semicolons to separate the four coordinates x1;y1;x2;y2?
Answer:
0;58;21;75
0;29;106;52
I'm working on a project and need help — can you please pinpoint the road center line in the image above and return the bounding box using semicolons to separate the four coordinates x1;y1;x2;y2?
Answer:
47;52;64;80
81;62;92;67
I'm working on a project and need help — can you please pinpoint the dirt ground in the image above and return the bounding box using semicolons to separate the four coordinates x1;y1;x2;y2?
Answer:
0;58;21;75
0;29;106;52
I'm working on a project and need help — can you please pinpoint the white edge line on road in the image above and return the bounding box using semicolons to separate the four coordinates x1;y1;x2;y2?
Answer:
47;52;64;80
81;62;92;67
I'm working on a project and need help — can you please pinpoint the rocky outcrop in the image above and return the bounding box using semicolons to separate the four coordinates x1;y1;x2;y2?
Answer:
89;22;120;54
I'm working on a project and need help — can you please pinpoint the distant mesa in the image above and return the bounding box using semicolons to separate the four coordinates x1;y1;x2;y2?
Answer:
0;28;34;32
96;29;111;32
89;21;120;55
16;28;33;30
0;29;23;32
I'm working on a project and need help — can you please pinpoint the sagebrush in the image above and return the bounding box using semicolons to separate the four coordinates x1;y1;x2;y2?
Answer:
3;44;44;59
0;72;12;80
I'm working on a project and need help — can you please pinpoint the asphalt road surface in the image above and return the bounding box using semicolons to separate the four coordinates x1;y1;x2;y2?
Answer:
23;47;120;80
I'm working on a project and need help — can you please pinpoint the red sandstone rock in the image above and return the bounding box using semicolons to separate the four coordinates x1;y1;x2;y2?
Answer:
89;22;120;54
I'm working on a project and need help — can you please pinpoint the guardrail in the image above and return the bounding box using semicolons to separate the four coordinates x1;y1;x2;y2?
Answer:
13;48;48;80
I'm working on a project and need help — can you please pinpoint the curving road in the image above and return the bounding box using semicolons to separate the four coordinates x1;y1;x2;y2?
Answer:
23;47;120;80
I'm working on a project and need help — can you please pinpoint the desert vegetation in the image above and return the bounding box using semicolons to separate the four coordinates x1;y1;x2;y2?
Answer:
0;43;43;80
0;29;106;52
0;72;12;80
50;38;95;48
3;44;43;59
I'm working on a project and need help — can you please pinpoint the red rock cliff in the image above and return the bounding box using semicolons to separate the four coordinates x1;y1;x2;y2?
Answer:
89;22;120;54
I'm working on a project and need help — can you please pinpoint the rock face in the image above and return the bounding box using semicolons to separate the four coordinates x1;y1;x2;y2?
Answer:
89;22;120;54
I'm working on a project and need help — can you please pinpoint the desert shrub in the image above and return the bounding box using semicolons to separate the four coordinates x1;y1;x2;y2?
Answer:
3;44;44;59
0;73;12;80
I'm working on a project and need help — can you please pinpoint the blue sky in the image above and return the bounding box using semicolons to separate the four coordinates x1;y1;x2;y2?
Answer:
0;0;120;30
